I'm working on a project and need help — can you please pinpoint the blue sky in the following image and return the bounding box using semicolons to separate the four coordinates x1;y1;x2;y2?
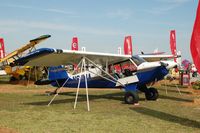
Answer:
0;0;198;60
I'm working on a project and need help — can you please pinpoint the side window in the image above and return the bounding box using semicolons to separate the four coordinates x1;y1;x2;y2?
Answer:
121;61;137;73
108;60;137;78
109;64;121;74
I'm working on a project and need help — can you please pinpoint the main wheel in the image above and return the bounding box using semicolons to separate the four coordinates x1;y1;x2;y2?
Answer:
124;91;139;104
145;87;159;100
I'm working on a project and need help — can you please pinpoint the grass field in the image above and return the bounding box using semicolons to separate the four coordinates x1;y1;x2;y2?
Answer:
0;82;200;133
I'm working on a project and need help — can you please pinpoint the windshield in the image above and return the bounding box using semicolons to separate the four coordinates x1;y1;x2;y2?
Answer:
131;55;146;66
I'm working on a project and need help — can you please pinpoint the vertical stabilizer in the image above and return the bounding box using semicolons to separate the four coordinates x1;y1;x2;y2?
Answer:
124;36;132;55
71;37;78;51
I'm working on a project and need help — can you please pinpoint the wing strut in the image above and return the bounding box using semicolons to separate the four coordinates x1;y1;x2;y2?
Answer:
48;56;126;111
84;57;125;87
74;56;126;111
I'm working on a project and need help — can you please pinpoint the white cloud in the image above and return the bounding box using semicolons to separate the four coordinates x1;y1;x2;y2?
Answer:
0;20;125;36
155;0;190;4
1;4;78;16
106;9;133;19
144;0;190;15
44;9;74;15
2;4;32;9
144;4;179;15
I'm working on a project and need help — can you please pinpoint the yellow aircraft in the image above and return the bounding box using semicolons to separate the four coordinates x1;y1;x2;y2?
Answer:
0;35;51;65
0;35;51;80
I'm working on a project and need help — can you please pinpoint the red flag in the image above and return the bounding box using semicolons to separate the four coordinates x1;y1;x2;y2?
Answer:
71;37;78;51
170;30;177;56
170;30;177;62
0;38;5;59
190;1;200;73
124;36;132;55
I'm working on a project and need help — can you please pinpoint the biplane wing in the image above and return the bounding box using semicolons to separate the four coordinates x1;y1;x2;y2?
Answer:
14;48;131;66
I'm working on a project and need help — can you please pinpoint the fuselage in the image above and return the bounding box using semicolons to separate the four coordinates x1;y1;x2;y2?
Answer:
50;56;170;90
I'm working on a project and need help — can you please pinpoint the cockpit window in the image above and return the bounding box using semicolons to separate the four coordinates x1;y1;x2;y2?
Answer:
131;55;146;66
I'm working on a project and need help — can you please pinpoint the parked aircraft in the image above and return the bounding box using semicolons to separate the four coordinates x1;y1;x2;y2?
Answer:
122;32;181;74
13;36;178;105
0;35;51;66
139;30;181;65
0;35;51;79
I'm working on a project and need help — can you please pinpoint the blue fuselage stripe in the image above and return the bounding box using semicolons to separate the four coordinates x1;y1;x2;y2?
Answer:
51;66;168;91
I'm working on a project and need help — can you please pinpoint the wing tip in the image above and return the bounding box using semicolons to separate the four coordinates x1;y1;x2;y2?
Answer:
30;34;51;43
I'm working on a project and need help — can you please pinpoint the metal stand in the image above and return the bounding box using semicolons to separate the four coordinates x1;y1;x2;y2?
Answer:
74;57;90;111
47;77;70;106
47;60;82;106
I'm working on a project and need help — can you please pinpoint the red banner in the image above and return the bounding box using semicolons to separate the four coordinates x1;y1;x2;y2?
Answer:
71;37;78;51
170;30;177;62
0;38;5;59
170;30;177;56
124;36;132;55
190;1;200;73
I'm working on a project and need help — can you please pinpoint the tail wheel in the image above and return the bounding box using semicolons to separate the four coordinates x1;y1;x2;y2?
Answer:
124;91;139;104
145;87;159;100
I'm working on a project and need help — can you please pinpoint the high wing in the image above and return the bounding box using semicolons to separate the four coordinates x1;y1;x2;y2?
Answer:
0;35;51;65
138;54;175;62
14;48;131;66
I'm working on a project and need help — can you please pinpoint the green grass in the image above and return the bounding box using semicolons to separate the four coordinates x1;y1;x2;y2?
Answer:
0;84;200;133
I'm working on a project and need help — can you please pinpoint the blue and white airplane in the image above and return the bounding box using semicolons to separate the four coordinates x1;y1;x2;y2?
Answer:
14;47;178;104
